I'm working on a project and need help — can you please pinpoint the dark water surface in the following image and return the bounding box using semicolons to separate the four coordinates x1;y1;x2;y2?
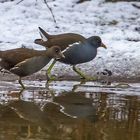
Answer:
0;81;140;140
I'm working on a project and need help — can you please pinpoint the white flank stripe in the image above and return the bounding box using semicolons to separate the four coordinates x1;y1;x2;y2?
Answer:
69;41;80;47
62;41;81;53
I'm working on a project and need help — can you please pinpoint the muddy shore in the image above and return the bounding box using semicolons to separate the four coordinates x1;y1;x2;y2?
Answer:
0;70;139;83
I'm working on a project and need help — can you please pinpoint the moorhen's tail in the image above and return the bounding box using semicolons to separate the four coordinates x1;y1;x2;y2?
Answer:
34;39;48;46
38;27;51;40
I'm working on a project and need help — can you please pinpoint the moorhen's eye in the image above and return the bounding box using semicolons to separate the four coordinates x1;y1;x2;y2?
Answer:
55;48;59;53
96;37;101;44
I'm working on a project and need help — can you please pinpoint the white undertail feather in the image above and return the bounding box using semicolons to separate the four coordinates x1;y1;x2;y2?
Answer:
39;31;48;41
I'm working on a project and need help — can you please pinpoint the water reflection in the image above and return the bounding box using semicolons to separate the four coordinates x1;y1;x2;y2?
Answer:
0;82;140;140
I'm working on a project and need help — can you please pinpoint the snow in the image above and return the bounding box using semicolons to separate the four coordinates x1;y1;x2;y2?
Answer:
0;0;140;78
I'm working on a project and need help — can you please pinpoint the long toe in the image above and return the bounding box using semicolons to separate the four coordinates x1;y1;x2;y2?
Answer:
47;75;56;83
81;76;97;81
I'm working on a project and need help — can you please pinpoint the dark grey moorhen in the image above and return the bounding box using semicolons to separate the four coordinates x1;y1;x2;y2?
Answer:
35;27;107;80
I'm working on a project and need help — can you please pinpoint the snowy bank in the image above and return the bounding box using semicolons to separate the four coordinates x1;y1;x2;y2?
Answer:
0;0;140;80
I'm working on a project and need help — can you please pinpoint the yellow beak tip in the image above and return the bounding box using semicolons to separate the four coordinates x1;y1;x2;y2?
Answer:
101;43;107;49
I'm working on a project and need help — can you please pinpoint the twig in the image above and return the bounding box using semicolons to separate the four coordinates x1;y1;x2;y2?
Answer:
43;0;57;27
17;0;38;5
76;0;90;4
16;0;24;4
16;0;58;27
132;4;140;9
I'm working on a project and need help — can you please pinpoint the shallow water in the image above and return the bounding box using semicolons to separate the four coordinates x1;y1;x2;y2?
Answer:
0;81;140;140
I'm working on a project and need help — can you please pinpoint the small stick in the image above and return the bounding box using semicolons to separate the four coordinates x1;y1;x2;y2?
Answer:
16;0;58;27
43;0;57;27
16;0;24;4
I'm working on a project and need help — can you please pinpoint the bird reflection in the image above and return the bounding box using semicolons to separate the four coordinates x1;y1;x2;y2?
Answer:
52;94;98;122
3;81;100;126
72;80;86;92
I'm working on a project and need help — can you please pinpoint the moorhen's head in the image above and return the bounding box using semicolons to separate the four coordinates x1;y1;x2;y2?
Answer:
47;46;65;60
87;36;107;49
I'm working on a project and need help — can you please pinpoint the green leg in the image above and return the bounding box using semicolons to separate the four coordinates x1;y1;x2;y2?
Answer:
18;77;25;89
46;59;56;82
47;60;56;76
72;65;96;81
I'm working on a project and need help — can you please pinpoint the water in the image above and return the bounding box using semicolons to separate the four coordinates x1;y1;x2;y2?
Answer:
0;81;140;140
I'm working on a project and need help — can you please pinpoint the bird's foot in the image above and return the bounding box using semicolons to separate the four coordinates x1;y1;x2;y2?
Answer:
49;75;57;81
45;75;57;89
81;76;97;81
73;66;97;81
46;73;57;84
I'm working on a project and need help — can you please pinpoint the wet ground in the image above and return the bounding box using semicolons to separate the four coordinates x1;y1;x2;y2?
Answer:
0;80;140;140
